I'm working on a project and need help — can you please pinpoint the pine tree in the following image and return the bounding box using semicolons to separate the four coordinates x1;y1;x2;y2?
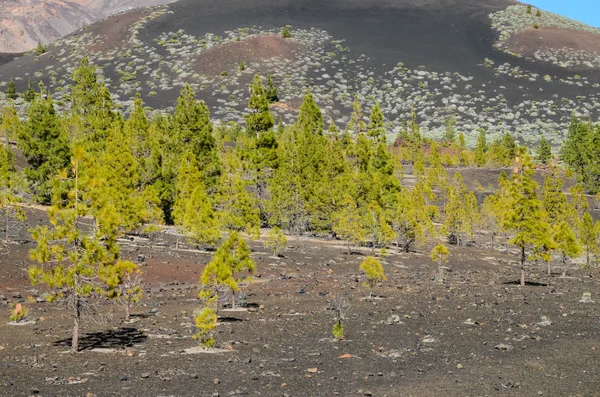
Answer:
297;91;323;135
503;156;553;286
367;102;385;142
104;260;143;321
265;75;279;103
264;227;287;256
332;195;366;254
569;183;590;222
18;89;70;203
173;84;220;186
71;58;117;151
87;123;162;232
541;170;573;226
537;137;552;164
5;78;17;100
346;95;365;136
23;80;37;102
442;173;474;246
444;116;456;143
124;95;151;164
474;128;487;167
28;145;122;353
359;256;386;298
390;189;424;252
180;183;221;248
553;220;581;277
580;212;597;268
487;171;516;248
216;154;260;239
201;232;256;309
35;41;47;56
363;201;395;255
430;243;449;282
245;75;274;137
0;137;26;244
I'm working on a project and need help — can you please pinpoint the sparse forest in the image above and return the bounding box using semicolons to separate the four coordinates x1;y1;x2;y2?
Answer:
2;54;600;396
2;58;600;347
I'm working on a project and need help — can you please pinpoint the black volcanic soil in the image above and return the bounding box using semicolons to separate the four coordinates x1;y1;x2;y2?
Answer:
88;8;154;53
2;191;600;396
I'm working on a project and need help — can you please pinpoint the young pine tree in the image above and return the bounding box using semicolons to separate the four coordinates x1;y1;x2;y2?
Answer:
359;256;386;298
5;78;17;100
553;220;581;277
103;260;143;321
363;201;396;255
503;156;553;287
332;195;366;254
264;227;287;257
537;137;552;164
201;232;256;309
18;89;70;203
390;189;423;253
28;146;122;353
0;138;27;244
474;129;488;167
580;212;598;268
430;243;449;282
245;75;274;137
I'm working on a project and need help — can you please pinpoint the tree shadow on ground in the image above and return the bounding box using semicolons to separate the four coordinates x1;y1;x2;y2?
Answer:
54;327;147;350
217;316;245;323
503;280;548;287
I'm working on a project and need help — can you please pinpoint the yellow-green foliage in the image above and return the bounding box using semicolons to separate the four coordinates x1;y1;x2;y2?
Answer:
9;303;28;323
333;196;366;254
430;243;449;264
193;307;217;348
103;260;143;320
359;256;386;296
264;227;287;256
201;232;256;308
332;321;344;341
431;243;449;282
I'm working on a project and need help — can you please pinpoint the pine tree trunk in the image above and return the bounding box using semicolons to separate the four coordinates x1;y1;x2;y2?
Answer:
587;250;590;269
125;301;131;322
520;246;526;287
72;293;81;353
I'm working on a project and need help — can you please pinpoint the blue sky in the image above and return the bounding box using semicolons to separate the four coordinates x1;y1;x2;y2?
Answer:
526;0;600;27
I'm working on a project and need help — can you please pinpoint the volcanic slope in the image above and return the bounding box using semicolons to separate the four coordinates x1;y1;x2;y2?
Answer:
2;0;600;147
0;0;176;54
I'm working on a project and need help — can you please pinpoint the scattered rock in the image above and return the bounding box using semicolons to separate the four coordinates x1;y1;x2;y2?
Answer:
385;314;402;325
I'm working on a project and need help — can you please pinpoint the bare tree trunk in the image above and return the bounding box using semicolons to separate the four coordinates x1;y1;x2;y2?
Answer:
231;289;236;310
72;293;81;353
547;261;551;277
520;246;526;287
125;300;131;322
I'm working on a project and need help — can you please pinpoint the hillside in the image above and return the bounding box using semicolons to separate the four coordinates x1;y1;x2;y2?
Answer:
1;0;600;147
0;0;175;53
